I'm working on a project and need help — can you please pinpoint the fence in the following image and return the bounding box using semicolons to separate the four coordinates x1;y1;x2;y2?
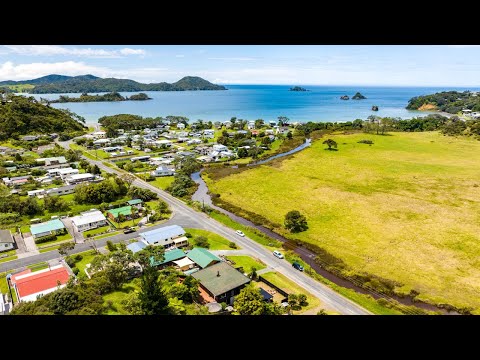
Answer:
258;275;289;298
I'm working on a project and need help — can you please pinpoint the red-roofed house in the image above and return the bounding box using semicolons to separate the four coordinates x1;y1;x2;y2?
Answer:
10;264;71;302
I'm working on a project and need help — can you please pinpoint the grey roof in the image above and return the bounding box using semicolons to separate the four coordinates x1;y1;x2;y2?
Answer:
127;241;147;254
47;184;77;193
140;225;185;245
0;230;14;243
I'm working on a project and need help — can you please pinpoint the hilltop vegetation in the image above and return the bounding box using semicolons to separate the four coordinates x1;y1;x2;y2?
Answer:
406;90;480;113
0;95;86;140
48;92;151;103
0;74;226;94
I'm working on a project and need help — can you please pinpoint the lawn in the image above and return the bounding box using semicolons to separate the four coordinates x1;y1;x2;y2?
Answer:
0;255;17;264
36;232;73;248
260;272;321;313
226;255;266;273
206;131;480;311
73;250;99;275
96;231;121;240
39;245;60;253
185;228;239;250
149;176;174;190
103;278;141;315
84;225;111;238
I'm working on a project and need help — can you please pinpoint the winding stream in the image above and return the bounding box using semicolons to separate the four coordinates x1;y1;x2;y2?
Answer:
191;140;457;314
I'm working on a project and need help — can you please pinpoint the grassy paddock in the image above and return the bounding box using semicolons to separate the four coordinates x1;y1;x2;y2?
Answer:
226;255;266;273
185;228;238;250
149;176;174;190
207;132;480;311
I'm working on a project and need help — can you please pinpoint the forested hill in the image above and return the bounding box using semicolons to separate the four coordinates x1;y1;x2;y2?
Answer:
0;95;86;140
0;75;226;94
406;90;480;113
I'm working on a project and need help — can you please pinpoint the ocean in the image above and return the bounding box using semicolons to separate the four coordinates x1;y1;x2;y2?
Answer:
27;85;479;124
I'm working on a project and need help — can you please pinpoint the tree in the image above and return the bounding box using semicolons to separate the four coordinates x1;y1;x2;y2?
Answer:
278;116;290;126
248;267;258;280
58;242;75;257
255;119;264;129
176;157;201;176
121;173;136;189
286;131;293;139
237;147;248;158
233;283;265;315
138;265;169;315
194;236;209;248
106;240;117;252
284;210;308;233
322;139;337;150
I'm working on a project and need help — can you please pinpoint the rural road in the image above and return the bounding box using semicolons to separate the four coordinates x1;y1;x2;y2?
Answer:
1;138;370;315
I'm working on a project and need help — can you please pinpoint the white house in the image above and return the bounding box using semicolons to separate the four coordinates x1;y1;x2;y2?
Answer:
71;210;107;232
46;185;76;196
27;189;47;198
103;146;124;153
212;144;228;152
187;138;202;145
48;167;75;178
65;173;95;185
155;140;172;148
92;131;106;139
203;129;215;139
36;156;68;167
151;166;175;177
140;225;186;249
0;230;15;252
59;168;79;180
93;138;111;146
177;123;185;130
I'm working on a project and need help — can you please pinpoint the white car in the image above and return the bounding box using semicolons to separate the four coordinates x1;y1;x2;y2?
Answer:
235;230;245;237
273;250;284;259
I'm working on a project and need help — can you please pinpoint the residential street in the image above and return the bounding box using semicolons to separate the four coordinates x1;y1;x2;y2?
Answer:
0;139;370;315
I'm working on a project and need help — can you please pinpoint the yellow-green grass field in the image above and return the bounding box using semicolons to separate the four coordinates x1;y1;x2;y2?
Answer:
150;176;174;190
226;255;266;273
185;228;239;250
206;132;480;311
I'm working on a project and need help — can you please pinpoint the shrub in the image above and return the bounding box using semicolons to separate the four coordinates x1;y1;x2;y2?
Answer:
184;232;192;238
194;236;209;248
65;256;76;268
357;139;374;144
106;240;117;252
34;234;57;244
86;234;92;238
72;267;80;275
228;241;237;249
74;254;83;262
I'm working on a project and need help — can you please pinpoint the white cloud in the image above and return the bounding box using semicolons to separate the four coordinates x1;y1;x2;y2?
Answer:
0;61;110;81
119;48;146;56
208;57;257;61
175;54;185;58
3;45;147;58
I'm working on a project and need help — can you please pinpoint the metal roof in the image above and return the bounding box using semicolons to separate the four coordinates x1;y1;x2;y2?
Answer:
187;248;221;269
192;262;251;297
126;241;147;254
0;229;14;243
71;211;106;227
140;225;185;245
127;199;143;205
107;206;132;218
151;248;186;266
30;219;65;236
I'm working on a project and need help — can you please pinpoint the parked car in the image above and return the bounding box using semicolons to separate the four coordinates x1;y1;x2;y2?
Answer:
292;262;304;271
273;250;284;259
235;230;245;237
123;227;135;234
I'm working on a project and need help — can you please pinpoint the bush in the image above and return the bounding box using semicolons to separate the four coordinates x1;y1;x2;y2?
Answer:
65;256;76;268
194;236;209;248
228;241;237;249
34;234;57;244
74;254;83;262
185;232;192;238
357;139;374;144
86;234;92;238
72;267;80;275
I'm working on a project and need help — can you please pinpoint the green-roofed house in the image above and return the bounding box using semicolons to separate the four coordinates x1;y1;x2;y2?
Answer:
192;262;251;305
150;248;186;267
187;247;221;269
30;219;66;239
107;206;132;221
127;199;143;209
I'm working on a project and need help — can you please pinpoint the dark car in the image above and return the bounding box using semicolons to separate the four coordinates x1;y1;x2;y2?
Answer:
123;228;135;234
292;262;304;271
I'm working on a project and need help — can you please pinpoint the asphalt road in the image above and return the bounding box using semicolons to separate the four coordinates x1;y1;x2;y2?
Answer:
1;139;370;315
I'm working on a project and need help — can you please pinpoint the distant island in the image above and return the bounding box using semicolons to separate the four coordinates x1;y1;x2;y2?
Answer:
47;92;151;104
0;74;227;94
289;86;308;92
340;95;349;100
352;92;367;100
407;90;480;114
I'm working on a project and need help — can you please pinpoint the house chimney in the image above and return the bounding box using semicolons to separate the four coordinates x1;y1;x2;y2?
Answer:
217;271;220;277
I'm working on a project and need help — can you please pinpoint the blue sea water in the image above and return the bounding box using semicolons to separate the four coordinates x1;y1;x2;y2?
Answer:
28;85;479;124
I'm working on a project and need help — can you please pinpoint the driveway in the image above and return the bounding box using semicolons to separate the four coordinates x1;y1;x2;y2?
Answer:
22;235;39;254
62;218;84;244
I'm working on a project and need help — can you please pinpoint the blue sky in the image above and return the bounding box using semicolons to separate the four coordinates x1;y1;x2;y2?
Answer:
0;45;479;86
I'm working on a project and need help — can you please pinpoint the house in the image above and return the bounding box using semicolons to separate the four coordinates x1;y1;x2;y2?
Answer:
3;175;31;187
46;185;76;196
247;121;255;130
93;138;111;147
187;248;221;269
47;167;73;177
21;135;39;141
197;156;212;163
10;264;71;302
27;189;46;198
65;173;95;185
92;131;106;139
0;230;15;252
127;199;143;209
151;166;175;177
150;248;186;267
130;155;151;162
187;138;203;145
71;210;107;232
107;206;133;221
177;123;185;130
212;144;228;152
192;262;251;305
36;156;68;167
203;129;215;138
154;140;172;148
30;219;66;239
126;241;148;254
140;225;186;249
103;146;124;153
5;166;17;172
59;168;79;180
